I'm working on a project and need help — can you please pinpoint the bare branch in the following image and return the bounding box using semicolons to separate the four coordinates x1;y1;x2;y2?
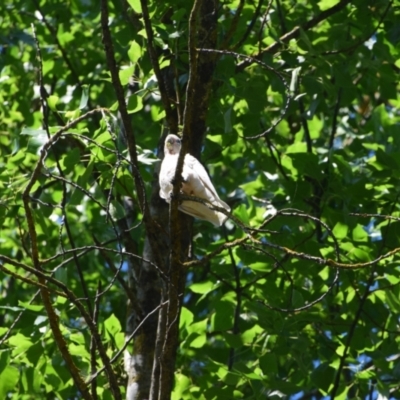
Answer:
100;0;149;221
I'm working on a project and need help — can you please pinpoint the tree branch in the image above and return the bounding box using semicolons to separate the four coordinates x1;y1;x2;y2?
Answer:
138;0;177;131
237;0;352;70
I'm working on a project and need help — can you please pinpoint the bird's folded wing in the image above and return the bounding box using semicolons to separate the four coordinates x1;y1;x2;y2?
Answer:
179;201;224;227
184;154;230;212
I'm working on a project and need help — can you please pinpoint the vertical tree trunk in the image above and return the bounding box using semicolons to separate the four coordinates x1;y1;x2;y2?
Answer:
125;179;169;400
125;0;218;399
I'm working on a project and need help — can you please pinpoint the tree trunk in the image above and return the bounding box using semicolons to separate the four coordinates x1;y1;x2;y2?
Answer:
124;0;218;399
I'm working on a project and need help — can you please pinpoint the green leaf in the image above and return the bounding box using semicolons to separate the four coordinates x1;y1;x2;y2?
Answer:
127;0;142;13
241;325;263;344
0;366;19;398
288;152;322;180
211;301;233;331
104;314;122;336
179;307;194;330
171;373;191;400
190;281;215;294
187;333;206;349
127;94;143;114
8;333;34;351
17;302;44;312
352;224;368;242
259;353;278;374
119;65;135;86
311;363;335;393
318;0;340;11
151;104;165;121
42;59;55;76
128;41;142;63
333;222;348;240
63;148;81;173
385;291;400;313
48;95;59;111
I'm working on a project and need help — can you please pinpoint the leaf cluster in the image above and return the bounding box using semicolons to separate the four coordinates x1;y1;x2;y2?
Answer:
0;0;399;399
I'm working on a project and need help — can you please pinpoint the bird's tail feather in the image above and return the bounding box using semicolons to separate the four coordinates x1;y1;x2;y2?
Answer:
179;201;228;227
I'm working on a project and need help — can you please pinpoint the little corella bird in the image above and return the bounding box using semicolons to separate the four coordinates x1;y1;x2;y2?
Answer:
159;134;230;226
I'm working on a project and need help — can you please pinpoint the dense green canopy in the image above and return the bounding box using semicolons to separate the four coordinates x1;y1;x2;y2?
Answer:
1;0;399;399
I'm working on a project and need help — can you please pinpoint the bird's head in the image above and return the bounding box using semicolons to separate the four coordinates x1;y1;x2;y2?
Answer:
164;134;182;155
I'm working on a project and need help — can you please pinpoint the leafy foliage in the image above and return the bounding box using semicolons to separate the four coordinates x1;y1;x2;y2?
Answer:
0;0;400;399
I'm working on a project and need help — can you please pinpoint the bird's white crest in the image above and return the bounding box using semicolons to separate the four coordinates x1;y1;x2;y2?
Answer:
159;134;230;226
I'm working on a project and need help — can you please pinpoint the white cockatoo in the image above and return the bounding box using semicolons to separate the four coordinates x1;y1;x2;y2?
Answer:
159;134;230;226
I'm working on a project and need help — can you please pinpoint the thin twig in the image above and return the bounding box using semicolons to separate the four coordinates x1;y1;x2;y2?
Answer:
138;0;177;131
0;263;65;297
233;0;265;50
29;25;93;400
